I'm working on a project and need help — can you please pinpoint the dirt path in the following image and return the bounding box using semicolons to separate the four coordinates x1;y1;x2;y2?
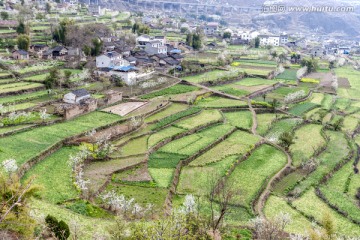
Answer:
183;80;247;101
247;98;294;217
254;140;293;217
247;98;258;135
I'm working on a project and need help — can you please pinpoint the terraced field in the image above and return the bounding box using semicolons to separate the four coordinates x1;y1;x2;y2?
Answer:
2;41;359;239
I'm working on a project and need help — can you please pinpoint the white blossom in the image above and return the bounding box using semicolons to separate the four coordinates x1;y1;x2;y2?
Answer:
2;159;18;173
181;194;197;214
284;90;306;103
39;109;50;121
296;66;307;79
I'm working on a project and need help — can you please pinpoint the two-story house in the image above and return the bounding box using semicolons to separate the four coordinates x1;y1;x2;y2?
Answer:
259;35;280;46
144;40;167;55
204;22;219;35
96;51;129;69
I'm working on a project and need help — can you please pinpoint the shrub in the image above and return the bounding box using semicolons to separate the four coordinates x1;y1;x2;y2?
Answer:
45;215;70;240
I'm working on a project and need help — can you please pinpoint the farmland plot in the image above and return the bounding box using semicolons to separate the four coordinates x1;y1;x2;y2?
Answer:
23;147;79;203
292;189;360;236
224;111;253;130
0;111;120;166
226;144;287;209
289;131;349;195
265;118;302;142
290;124;326;167
189;130;261;166
177;155;238;195
264;196;314;234
196;96;248;108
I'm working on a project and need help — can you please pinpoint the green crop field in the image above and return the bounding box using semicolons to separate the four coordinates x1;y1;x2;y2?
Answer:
0;82;44;94
227;144;287;209
292;189;360;236
23;147;79;203
289;102;319;116
224;111;253;130
152;107;201;130
173;109;222;129
182;69;243;83
290;124;326;167
256;113;281;135
140;84;199;99
147;126;185;148
264;196;314;234
196;96;248;108
189;130;260;167
145;103;188;123
265;118;302;142
177;155;238;195
0;111;121;166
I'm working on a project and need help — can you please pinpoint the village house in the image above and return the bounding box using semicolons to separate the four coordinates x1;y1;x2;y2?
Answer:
259;35;280;46
324;43;339;55
204;22;219;35
280;34;289;45
88;4;102;16
96;51;129;69
63;89;91;104
12;50;29;60
311;46;325;57
145;40;167;55
29;44;49;57
110;66;138;85
51;46;68;60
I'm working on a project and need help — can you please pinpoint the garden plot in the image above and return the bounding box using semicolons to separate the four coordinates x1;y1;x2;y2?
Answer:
30;199;113;239
224;111;253;130
145;103;189;123
275;69;297;83
111;135;149;158
338;77;351;88
266;86;310;101
148;127;186;148
306;72;332;90
148;124;234;188
292;189;360;236
290;124;326;167
84;156;145;193
177;155;238;195
189;130;261;167
227;144;287;210
265;118;302;142
105;183;168;214
264;196;314;234
127;99;168;117
102;101;148;116
0;82;44;95
174;109;222;129
256;113;283;135
139;84;199;99
196;96;248;108
22;147;79;204
335;67;360;99
169;89;210;102
287;131;349;195
0;111;120;166
182;69;243;84
327;161;360;207
289;102;319;116
157;124;233;157
211;78;277;97
112;163;152;183
0;90;49;105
